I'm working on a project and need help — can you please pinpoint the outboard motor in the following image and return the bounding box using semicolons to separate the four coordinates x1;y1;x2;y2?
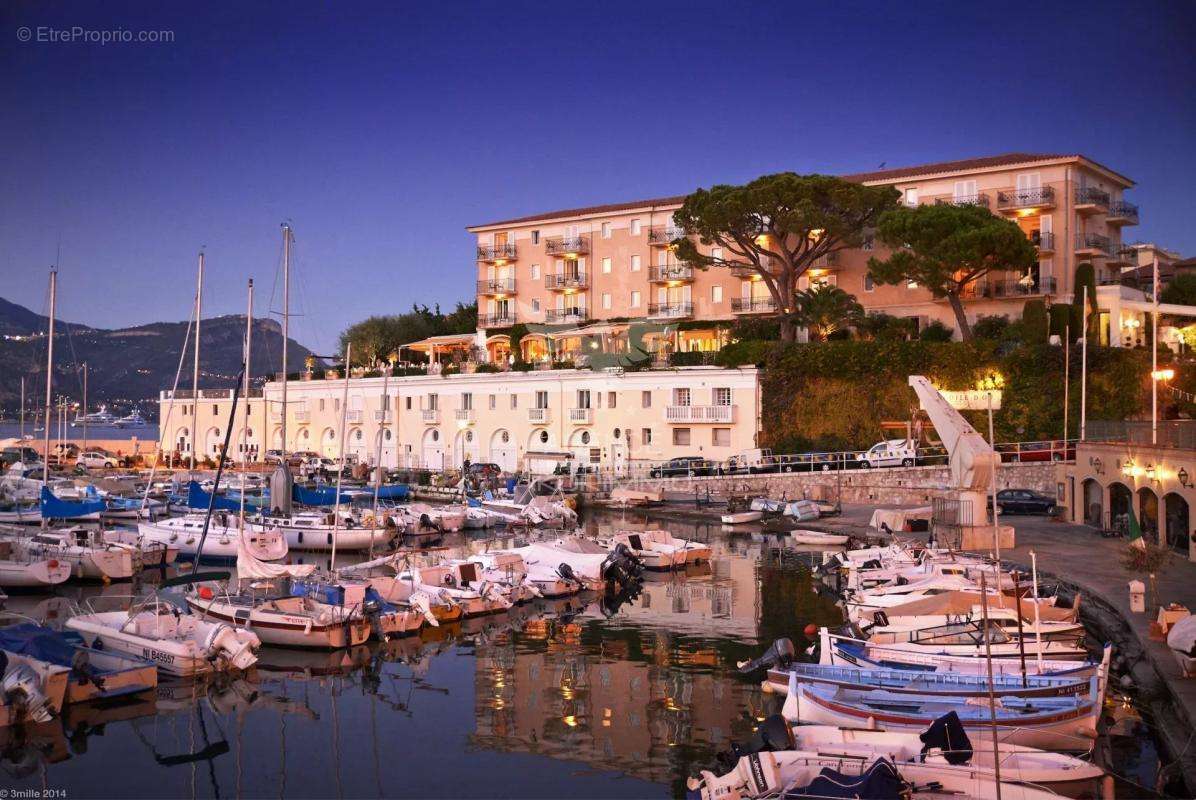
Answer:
919;711;973;765
599;581;642;618
601;543;643;588
715;714;795;771
556;563;579;585
736;638;796;675
2;664;53;723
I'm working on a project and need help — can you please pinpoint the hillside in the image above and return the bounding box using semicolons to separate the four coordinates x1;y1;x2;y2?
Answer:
0;299;314;417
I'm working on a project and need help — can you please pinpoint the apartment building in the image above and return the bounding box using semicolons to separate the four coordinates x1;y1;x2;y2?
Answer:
159;365;760;473
468;153;1138;355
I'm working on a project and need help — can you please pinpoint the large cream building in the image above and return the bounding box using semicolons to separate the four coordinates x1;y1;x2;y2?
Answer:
468;152;1138;362
159;365;761;473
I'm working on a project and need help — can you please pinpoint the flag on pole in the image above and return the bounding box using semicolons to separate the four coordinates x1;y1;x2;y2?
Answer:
1126;506;1146;550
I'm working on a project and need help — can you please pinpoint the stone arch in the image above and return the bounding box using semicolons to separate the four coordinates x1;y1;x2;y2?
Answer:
489;429;516;472
528;428;553;451
422;427;445;470
321;427;337;458
1108;482;1133;534
204;426;222;455
1138;486;1160;543
1081;478;1103;526
1163;492;1190;555
176;427;191;454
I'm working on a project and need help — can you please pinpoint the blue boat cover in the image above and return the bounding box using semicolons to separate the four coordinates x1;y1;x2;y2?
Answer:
0;623;86;667
375;484;409;501
40;487;106;519
292;484;353;506
785;757;905;799
187;481;241;512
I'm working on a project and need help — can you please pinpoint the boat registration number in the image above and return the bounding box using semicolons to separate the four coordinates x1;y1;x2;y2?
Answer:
143;647;176;665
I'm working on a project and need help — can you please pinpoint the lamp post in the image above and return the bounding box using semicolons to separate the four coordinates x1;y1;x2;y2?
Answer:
1151;367;1175;445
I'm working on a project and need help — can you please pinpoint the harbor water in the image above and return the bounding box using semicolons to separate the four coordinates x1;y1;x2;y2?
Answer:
0;509;1182;798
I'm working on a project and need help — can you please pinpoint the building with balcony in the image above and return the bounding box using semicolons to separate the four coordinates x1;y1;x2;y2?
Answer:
158;366;760;474
469;152;1139;349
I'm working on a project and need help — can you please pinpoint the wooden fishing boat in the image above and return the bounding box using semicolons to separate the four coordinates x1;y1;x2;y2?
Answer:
720;510;763;525
765;662;1093;698
788;529;849;546
186;587;371;650
600;529;711;570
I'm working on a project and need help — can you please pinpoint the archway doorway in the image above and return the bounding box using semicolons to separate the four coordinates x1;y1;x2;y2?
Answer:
1109;483;1132;535
1164;492;1189;555
1138;487;1159;543
1081;478;1102;526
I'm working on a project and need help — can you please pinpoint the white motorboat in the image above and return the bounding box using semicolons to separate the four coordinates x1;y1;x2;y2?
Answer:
112;410;148;429
405;503;466;532
71;406;117;427
0;651;68;725
66;594;260;677
187;588;372;649
247;511;394;552
1;527;138;581
447;555;535;604
474;551;582;599
788;529;849;546
139;513;288;560
601;529;711;570
720;510;763;525
337;555;465;625
390;563;510;617
480;478;577;527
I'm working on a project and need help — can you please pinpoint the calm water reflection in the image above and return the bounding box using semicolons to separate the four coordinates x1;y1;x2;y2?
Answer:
0;511;848;798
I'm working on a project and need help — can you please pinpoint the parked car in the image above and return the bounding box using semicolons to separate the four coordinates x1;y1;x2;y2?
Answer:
991;489;1057;515
78;450;119;469
856;439;918;469
650;456;717;478
264;449;286;465
726;448;778;474
999;441;1075;463
467;462;502;479
1;446;41;467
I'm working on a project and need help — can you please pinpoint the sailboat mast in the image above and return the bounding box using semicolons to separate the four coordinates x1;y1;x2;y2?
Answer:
281;224;290;459
241;278;254;525
82;362;88;455
330;343;351;572
42;268;56;527
19;377;25;439
192;250;204;471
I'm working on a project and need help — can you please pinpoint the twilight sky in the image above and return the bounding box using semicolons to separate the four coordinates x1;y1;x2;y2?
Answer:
2;0;1193;353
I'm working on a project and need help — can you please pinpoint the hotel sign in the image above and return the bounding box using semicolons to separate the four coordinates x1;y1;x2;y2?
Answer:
940;389;1002;411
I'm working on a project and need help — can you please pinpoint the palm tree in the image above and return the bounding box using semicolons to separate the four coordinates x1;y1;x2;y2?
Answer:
792;285;864;341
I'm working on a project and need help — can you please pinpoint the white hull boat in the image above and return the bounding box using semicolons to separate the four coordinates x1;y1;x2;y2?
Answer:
0;545;72;587
249;512;393;552
602;529;711;570
187;591;371;649
3;529;138;580
140;514;288;560
102;529;179;566
788;529;849;546
475;551;581;598
720;511;763;525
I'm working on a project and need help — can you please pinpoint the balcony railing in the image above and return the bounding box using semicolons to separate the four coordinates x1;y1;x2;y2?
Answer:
933;193;991;208
294;409;310;422
345;410;363;423
527;407;550;424
996;186;1056;211
544;235;590;256
421;409;440;424
647;226;686;246
374;410;392;422
1075;233;1111;256
455;409;475;424
1029;231;1055;252
647;302;694;319
478;312;516;327
1075;187;1110;210
477;278;516;295
568;407;593;425
959;276;1058;301
1106;201;1139;225
545;307;589;324
665;404;736;423
477;243;517;262
545;273;588;290
731;297;777;313
648;264;694;282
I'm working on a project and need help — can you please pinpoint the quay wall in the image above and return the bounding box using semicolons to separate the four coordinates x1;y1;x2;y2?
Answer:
600;462;1058;506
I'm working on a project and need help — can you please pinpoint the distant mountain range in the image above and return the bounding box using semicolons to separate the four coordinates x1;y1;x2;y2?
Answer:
0;297;315;418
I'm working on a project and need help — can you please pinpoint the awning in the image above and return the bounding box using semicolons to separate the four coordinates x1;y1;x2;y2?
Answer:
401;334;477;354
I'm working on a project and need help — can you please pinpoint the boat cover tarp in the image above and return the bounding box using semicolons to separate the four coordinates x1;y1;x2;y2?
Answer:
375;484;409;501
292;484;353;506
919;711;973;765
784;757;904;799
236;533;314;580
187;481;241;512
40;487;105;519
0;623;85;667
1167;614;1196;656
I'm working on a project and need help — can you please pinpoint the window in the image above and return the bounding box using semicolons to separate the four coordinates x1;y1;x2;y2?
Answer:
510;394;518;409
903;188;918;207
580;431;591;445
862;234;875;251
630;219;641;236
334;398;340;412
713;387;732;406
673;387;691;406
864;274;874;292
607;391;616;408
601;222;611;239
488;394;496;410
711;247;723;260
673;428;692;446
907;280;918;289
212;404;219;416
630;254;641;272
641;390;652;408
428;393;438;411
602;293;612;309
630;290;641;308
531;230;540;244
405;396;412;410
601;256;612;274
589;447;601;464
318;398;325;411
539;430;549;444
531;264;540;279
642;427;652;446
535;390;549;409
577;390;591;409
712;285;723;303
712;428;731;447
532;299;541;312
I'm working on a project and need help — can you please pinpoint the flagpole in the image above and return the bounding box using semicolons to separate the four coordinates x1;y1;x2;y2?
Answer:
1152;255;1160;445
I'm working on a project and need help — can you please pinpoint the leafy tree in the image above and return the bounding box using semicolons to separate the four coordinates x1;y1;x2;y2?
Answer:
673;173;899;342
1072;262;1098;341
919;320;954;342
1161;273;1196;306
339;302;478;367
867;204;1038;340
972;315;1010;340
1048;304;1072;340
855;312;916;341
792;285;863;341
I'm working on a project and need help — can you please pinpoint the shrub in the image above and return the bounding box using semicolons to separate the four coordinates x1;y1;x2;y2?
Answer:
919;321;954;342
1021;299;1049;344
972;315;1010;340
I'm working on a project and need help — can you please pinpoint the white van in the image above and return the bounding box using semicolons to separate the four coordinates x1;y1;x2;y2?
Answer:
727;448;777;474
856;439;918;469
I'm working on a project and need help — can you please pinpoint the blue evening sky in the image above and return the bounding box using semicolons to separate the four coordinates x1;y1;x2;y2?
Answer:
1;0;1193;352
